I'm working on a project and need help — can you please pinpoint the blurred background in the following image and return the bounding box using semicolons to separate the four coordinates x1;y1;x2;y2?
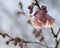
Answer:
0;0;60;48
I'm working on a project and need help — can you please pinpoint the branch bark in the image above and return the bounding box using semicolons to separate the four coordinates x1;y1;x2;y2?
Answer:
0;32;52;48
50;28;60;48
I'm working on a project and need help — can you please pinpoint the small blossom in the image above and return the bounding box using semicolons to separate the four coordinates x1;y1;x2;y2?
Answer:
32;9;55;29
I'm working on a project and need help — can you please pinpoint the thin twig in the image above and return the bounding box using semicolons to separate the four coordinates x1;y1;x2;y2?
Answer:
19;2;23;9
56;28;60;37
50;28;60;38
55;40;59;48
50;28;56;37
24;41;50;48
50;28;60;48
35;0;41;10
55;28;60;48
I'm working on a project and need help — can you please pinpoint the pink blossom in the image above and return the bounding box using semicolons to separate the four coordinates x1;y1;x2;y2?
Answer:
32;10;55;29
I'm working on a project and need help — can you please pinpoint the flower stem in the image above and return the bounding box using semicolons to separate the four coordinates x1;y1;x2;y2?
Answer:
34;0;41;10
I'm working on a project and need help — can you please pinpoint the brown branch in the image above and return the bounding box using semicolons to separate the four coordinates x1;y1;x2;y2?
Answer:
50;28;60;37
34;0;41;10
50;28;60;48
50;28;56;37
24;41;50;48
56;28;60;37
0;32;52;48
19;2;23;9
0;33;12;38
55;40;59;48
55;28;60;48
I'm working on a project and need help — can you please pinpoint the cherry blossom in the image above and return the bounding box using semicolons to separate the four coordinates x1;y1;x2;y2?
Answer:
32;7;55;29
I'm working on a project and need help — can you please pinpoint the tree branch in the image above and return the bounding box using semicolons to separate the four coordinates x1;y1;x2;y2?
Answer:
0;32;52;48
50;28;56;37
50;28;60;48
34;0;41;10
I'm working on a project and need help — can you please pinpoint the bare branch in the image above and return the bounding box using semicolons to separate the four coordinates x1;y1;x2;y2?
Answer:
50;28;60;48
56;28;60;37
50;28;56;37
34;0;41;10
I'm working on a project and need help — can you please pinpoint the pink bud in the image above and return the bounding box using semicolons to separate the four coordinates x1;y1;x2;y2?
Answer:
28;5;33;14
6;41;9;45
39;36;44;42
19;44;23;48
34;11;38;16
13;40;17;46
